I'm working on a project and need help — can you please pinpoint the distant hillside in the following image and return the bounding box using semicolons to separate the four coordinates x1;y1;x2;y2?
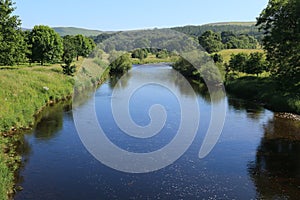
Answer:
171;21;263;41
52;27;103;36
204;21;256;26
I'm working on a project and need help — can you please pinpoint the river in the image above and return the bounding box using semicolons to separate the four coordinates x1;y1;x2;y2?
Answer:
14;65;300;199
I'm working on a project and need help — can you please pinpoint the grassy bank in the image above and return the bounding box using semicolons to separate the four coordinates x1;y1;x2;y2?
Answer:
226;76;300;114
0;58;108;200
213;49;300;114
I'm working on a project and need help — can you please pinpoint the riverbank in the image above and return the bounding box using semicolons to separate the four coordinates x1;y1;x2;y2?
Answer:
0;58;108;200
225;76;300;115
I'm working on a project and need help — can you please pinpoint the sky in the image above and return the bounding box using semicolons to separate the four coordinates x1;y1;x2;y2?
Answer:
13;0;269;31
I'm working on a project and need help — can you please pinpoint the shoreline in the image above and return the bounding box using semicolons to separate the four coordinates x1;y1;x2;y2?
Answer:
0;61;110;200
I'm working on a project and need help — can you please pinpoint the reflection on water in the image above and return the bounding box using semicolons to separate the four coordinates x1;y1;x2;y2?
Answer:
228;98;265;121
249;116;300;199
14;65;300;199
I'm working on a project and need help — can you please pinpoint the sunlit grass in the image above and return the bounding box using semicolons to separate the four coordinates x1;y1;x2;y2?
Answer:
218;49;265;63
131;54;178;65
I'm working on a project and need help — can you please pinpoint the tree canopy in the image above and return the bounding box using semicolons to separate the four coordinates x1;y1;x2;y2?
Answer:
0;0;27;65
256;0;300;84
29;25;63;65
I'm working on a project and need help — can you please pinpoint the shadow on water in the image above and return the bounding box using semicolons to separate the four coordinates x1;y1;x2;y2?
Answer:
248;116;300;199
33;102;71;140
228;98;265;121
14;101;72;189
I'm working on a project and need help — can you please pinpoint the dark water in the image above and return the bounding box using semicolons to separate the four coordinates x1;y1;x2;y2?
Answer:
15;65;300;199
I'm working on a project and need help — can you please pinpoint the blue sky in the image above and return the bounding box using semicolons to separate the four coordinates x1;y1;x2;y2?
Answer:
14;0;268;31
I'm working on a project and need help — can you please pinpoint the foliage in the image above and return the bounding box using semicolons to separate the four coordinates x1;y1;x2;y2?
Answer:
211;53;223;63
228;53;249;73
62;64;76;75
73;34;96;60
28;25;64;65
221;31;258;49
226;76;300;114
0;0;27;65
199;31;224;53
91;32;117;43
109;52;132;74
256;0;300;84
62;35;77;66
131;48;148;60
173;57;199;77
131;53;178;65
245;52;267;75
218;49;265;63
156;49;169;59
227;52;267;76
172;23;264;42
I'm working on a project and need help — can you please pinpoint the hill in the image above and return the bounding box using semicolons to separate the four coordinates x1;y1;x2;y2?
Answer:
204;21;256;26
52;27;103;36
171;21;263;41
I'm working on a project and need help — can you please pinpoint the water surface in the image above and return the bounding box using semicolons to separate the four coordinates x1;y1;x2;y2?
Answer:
15;65;300;199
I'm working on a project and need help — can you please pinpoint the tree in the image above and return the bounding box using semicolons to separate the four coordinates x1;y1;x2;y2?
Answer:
131;48;148;60
173;57;199;78
61;35;77;75
211;53;223;63
62;35;76;66
198;30;224;53
228;53;249;73
29;25;63;65
245;52;266;76
109;52;132;74
156;49;169;59
256;0;300;84
73;34;96;60
0;0;27;65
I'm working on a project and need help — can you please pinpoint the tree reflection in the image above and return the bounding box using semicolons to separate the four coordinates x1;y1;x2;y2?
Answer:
248;115;300;199
33;101;71;140
109;72;131;90
228;98;264;120
173;70;226;103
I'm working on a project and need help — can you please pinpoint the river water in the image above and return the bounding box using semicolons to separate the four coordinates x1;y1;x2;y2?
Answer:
15;65;300;199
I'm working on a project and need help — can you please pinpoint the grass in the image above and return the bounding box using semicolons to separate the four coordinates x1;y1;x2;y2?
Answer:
131;54;178;65
226;76;300;114
0;57;108;200
218;49;265;63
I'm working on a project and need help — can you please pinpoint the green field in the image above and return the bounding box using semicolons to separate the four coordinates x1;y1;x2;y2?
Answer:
218;49;265;63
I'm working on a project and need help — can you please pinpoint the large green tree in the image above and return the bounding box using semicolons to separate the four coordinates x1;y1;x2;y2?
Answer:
256;0;300;83
29;25;63;65
198;30;224;53
245;52;266;76
0;0;27;65
62;35;77;66
74;34;96;60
